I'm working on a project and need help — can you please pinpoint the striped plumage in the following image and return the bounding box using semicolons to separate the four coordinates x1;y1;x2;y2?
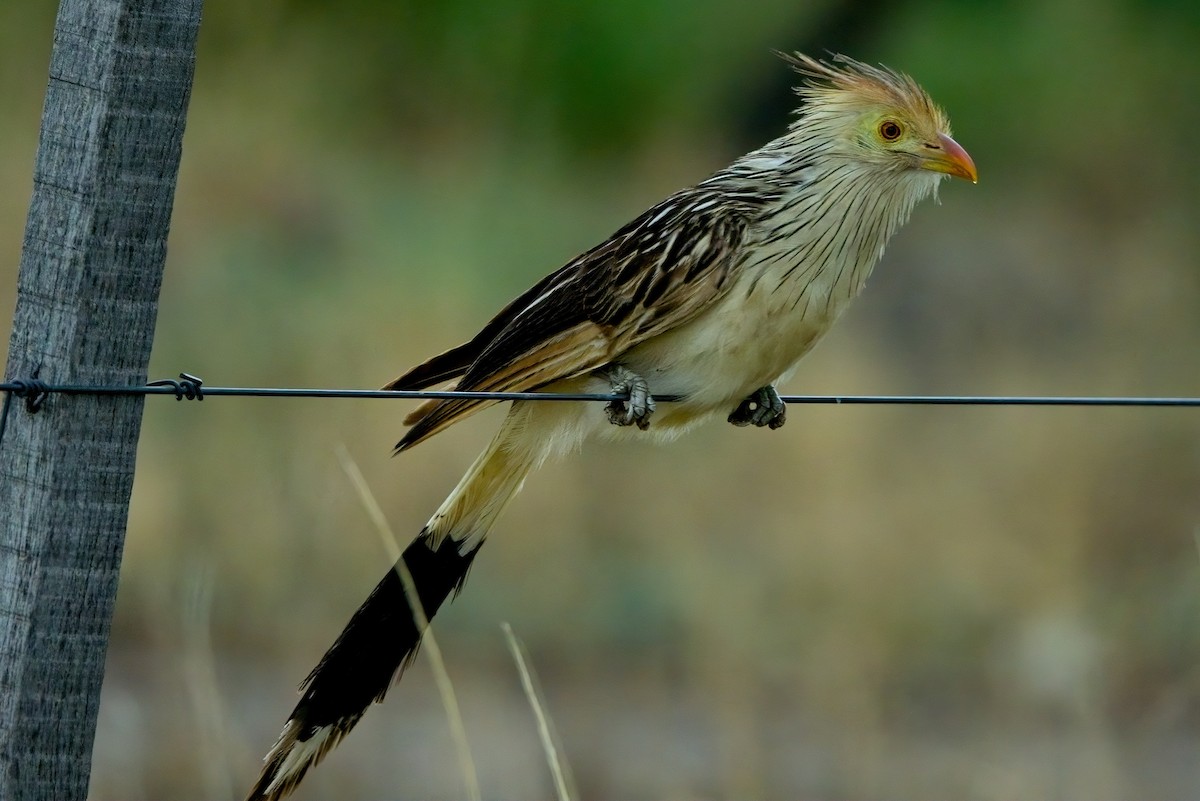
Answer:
248;51;975;801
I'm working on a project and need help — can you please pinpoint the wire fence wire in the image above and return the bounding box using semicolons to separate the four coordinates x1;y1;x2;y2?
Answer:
2;374;1200;406
2;372;1198;448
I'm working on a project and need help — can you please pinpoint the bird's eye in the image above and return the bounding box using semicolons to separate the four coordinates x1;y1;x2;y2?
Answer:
879;120;903;141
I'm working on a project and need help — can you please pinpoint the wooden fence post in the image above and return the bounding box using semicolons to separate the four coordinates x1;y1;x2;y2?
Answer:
0;0;202;798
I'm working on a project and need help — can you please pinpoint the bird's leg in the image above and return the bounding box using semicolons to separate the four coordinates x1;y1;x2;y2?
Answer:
600;364;655;430
728;385;786;430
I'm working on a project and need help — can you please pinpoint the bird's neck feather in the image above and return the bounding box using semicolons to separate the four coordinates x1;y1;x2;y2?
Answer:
719;133;942;315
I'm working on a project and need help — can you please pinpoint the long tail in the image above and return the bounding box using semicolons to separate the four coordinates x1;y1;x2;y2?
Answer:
247;409;542;801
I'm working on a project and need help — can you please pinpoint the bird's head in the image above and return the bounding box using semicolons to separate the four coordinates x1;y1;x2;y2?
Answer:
779;52;977;185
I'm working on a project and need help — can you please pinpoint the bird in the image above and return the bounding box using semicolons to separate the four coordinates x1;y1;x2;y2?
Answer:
246;51;976;801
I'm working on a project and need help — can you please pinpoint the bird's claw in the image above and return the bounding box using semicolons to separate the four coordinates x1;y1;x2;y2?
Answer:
728;385;786;429
603;365;655;430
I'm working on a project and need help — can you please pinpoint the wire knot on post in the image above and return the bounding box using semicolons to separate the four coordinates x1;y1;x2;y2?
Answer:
11;378;51;414
0;377;49;449
148;372;205;401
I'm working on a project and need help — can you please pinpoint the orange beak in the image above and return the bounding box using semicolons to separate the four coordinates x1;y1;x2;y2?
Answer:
922;132;977;183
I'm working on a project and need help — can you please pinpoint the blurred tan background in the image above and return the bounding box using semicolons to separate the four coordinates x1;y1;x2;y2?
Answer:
4;1;1200;798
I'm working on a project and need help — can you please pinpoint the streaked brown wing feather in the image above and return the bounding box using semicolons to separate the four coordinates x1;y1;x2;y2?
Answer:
382;266;583;391
383;341;477;392
397;322;609;449
396;189;754;452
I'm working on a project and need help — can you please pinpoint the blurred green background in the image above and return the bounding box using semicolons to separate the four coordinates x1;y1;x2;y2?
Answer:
4;1;1200;798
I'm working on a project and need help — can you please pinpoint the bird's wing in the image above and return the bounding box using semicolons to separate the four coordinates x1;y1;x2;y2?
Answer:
396;191;752;451
383;267;582;391
383;340;477;392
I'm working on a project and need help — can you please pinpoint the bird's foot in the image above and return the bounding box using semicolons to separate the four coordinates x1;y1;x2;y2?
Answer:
728;385;786;429
602;364;655;430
